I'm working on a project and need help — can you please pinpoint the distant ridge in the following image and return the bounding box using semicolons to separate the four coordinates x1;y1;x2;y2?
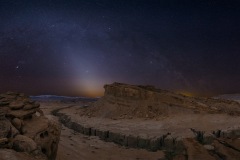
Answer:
30;95;98;102
216;94;240;102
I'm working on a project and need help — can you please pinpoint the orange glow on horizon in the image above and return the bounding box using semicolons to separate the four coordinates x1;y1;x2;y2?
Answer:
176;91;196;97
83;90;104;98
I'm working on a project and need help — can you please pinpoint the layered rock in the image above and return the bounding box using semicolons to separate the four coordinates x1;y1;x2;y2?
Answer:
51;82;240;159
81;82;240;119
0;92;61;160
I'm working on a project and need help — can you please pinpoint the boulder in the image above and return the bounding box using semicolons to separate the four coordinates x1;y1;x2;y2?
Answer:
0;119;11;138
0;110;6;120
12;135;37;153
7;109;36;119
9;101;24;110
0;138;8;144
10;124;20;137
12;118;23;130
0;99;11;106
23;102;40;110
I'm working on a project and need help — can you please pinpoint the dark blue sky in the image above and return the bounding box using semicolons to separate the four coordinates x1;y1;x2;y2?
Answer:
0;0;240;97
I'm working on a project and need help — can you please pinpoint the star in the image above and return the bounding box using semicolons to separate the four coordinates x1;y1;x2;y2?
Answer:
0;0;239;97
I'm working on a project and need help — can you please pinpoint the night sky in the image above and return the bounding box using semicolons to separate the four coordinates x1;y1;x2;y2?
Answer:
0;0;240;97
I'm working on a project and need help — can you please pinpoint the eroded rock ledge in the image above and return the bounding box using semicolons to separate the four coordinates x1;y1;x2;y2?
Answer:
53;108;240;159
53;82;240;159
53;109;184;152
81;82;240;119
0;92;61;160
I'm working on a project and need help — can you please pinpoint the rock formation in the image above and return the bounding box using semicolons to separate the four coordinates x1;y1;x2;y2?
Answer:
0;92;61;160
52;82;240;159
80;82;240;119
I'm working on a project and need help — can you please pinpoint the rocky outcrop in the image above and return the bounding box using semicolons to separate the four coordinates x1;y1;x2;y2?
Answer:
79;82;240;119
0;92;61;160
52;82;240;159
13;135;38;153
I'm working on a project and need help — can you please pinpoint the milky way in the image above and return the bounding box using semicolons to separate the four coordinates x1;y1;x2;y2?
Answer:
0;0;240;97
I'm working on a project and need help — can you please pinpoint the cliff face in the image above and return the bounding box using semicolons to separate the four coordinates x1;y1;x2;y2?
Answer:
104;83;159;100
81;82;240;119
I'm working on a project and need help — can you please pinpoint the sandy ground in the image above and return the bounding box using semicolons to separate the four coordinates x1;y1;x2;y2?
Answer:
40;102;165;160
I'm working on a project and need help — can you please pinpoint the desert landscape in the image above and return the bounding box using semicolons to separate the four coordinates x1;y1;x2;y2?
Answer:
1;82;240;160
1;0;240;160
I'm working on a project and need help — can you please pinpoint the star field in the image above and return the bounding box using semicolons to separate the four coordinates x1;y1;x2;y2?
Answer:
0;0;240;97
